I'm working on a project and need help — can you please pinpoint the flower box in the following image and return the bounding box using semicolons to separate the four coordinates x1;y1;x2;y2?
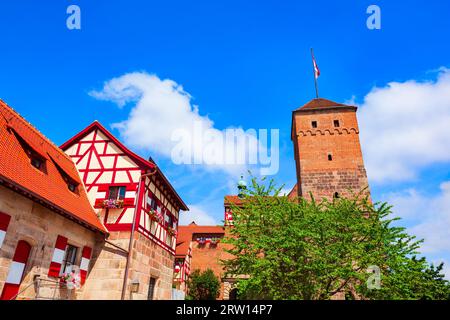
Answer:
60;271;81;290
101;199;124;209
167;227;177;237
196;238;206;245
149;210;162;223
210;237;220;245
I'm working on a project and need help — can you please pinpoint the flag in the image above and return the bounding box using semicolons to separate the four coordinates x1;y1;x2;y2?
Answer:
312;52;320;79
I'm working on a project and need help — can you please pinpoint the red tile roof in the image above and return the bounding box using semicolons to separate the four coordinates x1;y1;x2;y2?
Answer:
294;98;356;112
224;195;244;206
175;222;225;257
0;100;107;233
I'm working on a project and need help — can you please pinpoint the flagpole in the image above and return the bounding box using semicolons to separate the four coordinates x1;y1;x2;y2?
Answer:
311;48;319;99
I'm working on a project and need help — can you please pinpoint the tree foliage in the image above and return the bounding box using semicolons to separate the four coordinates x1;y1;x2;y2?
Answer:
222;176;450;300
186;269;221;300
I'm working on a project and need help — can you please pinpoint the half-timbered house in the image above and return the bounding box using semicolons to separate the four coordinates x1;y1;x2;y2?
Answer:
61;121;189;300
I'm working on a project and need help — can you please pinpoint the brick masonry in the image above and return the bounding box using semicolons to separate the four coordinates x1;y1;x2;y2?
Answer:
292;107;370;200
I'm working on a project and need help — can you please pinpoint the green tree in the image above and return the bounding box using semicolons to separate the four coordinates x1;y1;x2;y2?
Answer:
222;176;450;300
186;269;221;300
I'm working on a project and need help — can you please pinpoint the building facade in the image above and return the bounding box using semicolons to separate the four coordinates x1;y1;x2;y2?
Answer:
174;222;236;299
291;98;370;200
61;121;189;300
0;100;107;300
0;100;188;300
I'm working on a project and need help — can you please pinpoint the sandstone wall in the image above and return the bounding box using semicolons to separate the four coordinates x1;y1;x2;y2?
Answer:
0;185;102;300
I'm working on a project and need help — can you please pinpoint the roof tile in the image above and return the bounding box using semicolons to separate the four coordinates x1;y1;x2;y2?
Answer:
0;100;106;233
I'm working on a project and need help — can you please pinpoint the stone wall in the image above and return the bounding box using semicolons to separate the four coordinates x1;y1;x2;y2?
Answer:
81;230;175;300
127;232;174;300
0;185;103;300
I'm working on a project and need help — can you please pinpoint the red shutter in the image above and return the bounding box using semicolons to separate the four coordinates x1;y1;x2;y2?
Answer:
48;235;67;277
79;246;92;284
0;240;32;300
0;212;11;249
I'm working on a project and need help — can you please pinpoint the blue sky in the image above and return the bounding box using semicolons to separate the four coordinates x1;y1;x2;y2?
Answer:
1;1;450;276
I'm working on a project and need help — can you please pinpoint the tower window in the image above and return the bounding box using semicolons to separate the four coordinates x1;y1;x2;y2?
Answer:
328;154;333;161
334;120;340;127
311;121;317;128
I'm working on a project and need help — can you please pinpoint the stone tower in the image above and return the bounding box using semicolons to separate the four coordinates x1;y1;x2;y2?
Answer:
291;98;370;200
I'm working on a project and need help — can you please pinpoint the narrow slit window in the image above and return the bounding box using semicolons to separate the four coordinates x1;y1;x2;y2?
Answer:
311;121;318;128
334;120;340;127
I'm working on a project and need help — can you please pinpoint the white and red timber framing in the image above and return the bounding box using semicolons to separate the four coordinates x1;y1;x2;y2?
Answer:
0;98;190;300
60;120;189;255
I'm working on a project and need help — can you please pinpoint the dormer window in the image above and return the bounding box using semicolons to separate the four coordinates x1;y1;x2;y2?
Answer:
334;120;340;127
68;182;77;192
61;174;78;193
311;121;318;128
31;157;44;170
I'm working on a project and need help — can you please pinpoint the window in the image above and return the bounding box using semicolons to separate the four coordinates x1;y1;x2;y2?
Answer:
108;186;126;200
147;193;158;211
147;277;157;300
165;211;172;227
61;245;78;275
334;120;340;127
68;183;77;192
328;154;333;161
62;174;78;193
31;157;44;169
311;121;317;128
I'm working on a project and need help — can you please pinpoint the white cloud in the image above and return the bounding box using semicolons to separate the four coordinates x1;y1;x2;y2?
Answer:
179;205;218;226
359;68;450;183
385;181;450;278
89;72;274;176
